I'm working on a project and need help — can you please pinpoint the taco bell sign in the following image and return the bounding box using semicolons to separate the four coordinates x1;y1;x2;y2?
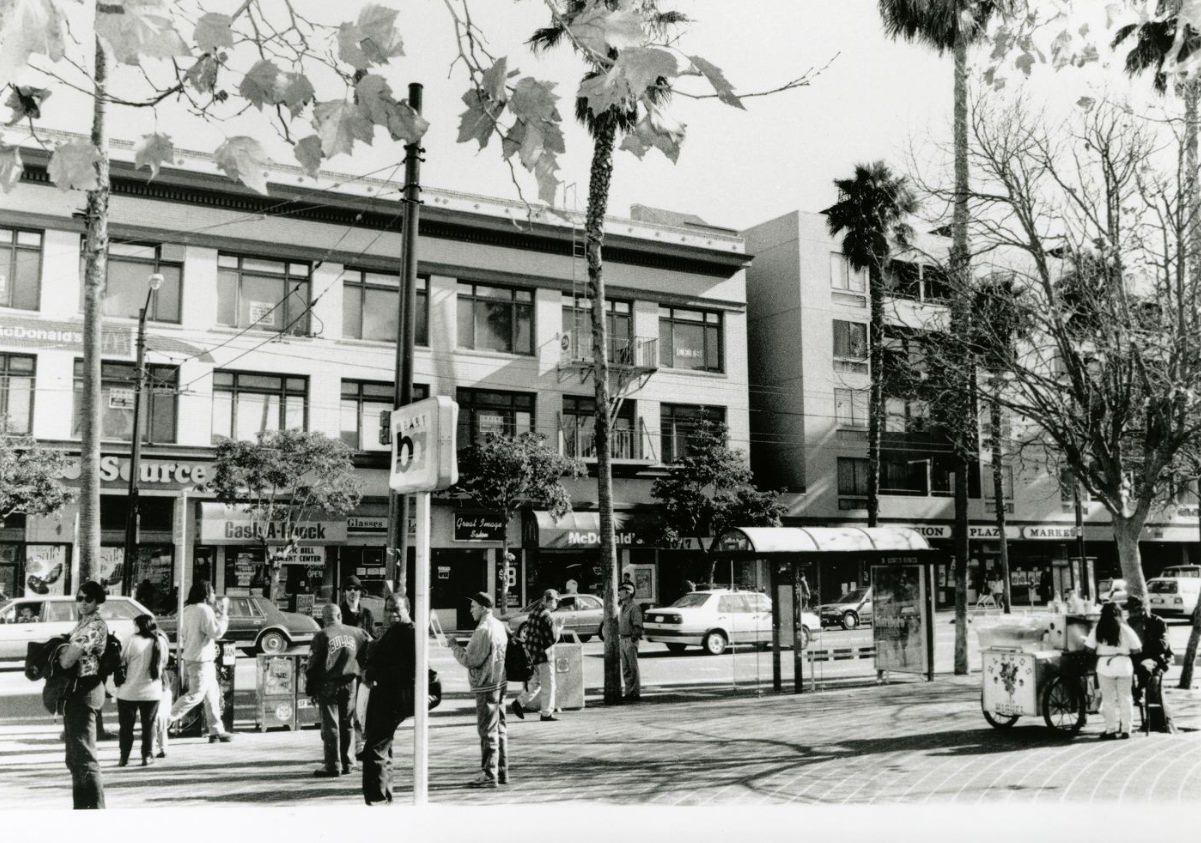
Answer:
389;396;459;494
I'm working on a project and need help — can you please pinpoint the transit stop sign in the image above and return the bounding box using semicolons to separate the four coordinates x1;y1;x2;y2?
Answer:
388;396;458;493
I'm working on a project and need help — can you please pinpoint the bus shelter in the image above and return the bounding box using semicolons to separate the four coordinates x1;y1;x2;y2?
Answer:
712;527;945;693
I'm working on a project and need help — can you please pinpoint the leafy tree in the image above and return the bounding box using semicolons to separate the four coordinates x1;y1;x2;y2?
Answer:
826;161;917;529
879;0;1014;676
209;430;362;603
453;432;583;612
0;432;74;522
651;421;784;585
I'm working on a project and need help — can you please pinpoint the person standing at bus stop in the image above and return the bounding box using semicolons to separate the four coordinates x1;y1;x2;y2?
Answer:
451;592;509;787
339;576;376;757
618;582;643;701
512;589;559;722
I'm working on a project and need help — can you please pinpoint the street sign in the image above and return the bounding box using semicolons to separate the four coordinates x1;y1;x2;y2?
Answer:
388;395;459;494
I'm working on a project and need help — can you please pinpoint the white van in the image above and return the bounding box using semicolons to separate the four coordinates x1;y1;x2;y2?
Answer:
1146;575;1201;619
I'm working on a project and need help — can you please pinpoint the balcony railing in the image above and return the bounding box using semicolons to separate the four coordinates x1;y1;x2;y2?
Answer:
560;336;659;370
563;426;641;460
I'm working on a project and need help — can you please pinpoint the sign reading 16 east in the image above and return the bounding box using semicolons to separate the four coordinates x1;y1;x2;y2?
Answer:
389;396;459;494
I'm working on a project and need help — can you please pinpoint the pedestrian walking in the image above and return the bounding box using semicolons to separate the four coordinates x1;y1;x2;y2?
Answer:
1084;601;1141;739
153;682;171;760
618;582;643;701
59;580;109;809
338;575;375;756
512;589;560;722
306;603;370;777
360;604;416;805
169;581;233;743
450;591;509;788
1126;596;1177;733
116;614;169;767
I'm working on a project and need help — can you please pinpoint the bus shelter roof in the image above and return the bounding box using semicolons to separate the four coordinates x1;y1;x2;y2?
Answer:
712;526;938;557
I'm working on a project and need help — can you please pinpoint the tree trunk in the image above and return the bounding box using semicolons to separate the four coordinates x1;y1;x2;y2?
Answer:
867;263;884;529
584;117;622;705
951;33;972;676
79;38;110;585
989;385;1011;613
1179;597;1201;689
1184;78;1200;307
1112;514;1148;598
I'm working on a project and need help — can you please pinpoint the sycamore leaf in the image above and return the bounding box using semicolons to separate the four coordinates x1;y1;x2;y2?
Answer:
95;0;190;66
313;100;374;157
0;0;67;83
185;54;219;94
481;57;511;103
239;59;283;110
0;146;24;193
214;136;271;194
1077;96;1096;111
337;4;404;71
579;47;677;115
457;89;501;149
47;141;101;192
281;73;315;117
619;100;685;163
688;56;743;109
193;12;233;52
568;3;646;55
533;150;559;206
509;77;560;124
5;86;51;125
293;136;323;178
354;75;427;143
1014;50;1034;76
133;132;173;179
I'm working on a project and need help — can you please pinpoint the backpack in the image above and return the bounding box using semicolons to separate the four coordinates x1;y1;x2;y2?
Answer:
505;631;530;684
99;632;125;687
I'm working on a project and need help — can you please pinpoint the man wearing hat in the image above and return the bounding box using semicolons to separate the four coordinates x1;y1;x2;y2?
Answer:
451;591;510;787
512;589;561;722
1126;595;1177;733
618;582;643;701
339;575;376;758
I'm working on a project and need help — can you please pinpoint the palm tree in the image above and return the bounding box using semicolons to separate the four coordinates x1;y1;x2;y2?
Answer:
826;162;917;530
529;1;686;705
878;0;1011;675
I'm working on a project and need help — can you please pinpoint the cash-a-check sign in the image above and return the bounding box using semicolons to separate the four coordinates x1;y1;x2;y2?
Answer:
389;396;459;494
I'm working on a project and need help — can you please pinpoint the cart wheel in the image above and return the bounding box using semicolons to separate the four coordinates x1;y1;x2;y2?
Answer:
981;694;1019;729
1042;676;1086;735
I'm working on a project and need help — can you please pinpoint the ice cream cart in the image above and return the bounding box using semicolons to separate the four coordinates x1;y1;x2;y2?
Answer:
979;612;1102;735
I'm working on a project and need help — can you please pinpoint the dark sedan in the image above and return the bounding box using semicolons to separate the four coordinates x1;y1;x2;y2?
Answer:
159;595;319;654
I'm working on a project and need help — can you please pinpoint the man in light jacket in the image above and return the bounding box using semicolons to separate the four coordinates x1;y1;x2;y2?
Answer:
169;581;233;742
451;591;509;788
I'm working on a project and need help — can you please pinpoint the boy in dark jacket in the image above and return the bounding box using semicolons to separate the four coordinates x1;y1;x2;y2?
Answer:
306;604;370;776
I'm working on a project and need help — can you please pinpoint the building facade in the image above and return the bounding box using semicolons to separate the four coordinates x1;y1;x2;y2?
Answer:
743;210;1200;608
0;137;750;631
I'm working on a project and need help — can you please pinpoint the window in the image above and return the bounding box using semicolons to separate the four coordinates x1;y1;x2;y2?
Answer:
562;395;637;460
880;455;927;495
885;396;929;433
457;282;533;354
834;388;867;429
0;228;42;310
211;371;307;443
340;380;429;452
833;320;868;374
837;457;869;508
216;254;311;335
660;403;725;464
659;307;723;372
830;253;865;292
888;260;950;302
342;270;428;345
0;354;34;434
72;360;178;443
562;295;633;362
84;243;183;323
456;388;534;447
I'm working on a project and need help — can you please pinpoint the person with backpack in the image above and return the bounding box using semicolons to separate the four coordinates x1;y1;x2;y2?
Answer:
58;580;109;809
511;589;560;722
168;581;233;743
450;591;509;788
116;615;170;767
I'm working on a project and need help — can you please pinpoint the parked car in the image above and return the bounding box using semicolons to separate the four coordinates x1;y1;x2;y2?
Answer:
1146;575;1201;619
0;594;152;660
817;586;873;630
506;593;605;642
158;595;319;654
644;589;819;655
1159;565;1201;579
1100;578;1128;607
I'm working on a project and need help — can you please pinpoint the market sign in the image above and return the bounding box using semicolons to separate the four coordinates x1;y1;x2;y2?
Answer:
198;503;348;545
389;396;459;494
968;525;1021;540
454;512;506;542
1021;525;1080;540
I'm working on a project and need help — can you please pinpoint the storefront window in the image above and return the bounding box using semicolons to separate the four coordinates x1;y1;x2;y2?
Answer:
456;388;534;447
224;547;267;595
0;353;34;434
23;544;69;597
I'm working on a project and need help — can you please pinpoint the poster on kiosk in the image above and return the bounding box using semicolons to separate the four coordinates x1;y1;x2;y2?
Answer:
389;396;457;806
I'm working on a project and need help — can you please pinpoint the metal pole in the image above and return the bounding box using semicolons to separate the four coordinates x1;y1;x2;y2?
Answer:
121;300;151;596
412;491;431;805
1074;482;1087;597
387;83;424;607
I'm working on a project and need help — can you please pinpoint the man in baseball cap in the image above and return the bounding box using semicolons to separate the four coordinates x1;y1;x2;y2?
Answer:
451;591;510;786
617;582;643;701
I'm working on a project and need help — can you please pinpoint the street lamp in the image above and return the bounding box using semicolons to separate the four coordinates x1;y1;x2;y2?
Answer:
122;273;163;597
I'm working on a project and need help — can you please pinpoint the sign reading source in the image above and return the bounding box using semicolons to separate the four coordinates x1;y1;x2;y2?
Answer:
389;396;459;494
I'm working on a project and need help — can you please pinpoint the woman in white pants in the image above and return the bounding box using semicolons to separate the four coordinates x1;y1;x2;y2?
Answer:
1084;601;1142;739
169;581;233;741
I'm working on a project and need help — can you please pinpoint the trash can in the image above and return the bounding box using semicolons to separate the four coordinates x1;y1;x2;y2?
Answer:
553;631;585;710
169;639;237;737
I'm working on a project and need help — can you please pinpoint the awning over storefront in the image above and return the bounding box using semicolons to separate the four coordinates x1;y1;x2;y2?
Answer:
713;526;934;554
525;510;662;549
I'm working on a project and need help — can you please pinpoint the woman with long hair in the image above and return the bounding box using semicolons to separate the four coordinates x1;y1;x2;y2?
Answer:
1084;601;1142;739
116;614;170;766
168;580;233;742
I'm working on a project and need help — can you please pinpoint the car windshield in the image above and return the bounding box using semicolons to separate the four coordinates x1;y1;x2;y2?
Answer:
670;593;711;609
1147;580;1178;594
837;588;867;603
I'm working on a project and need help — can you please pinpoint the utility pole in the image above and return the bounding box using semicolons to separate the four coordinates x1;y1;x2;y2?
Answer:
121;273;162;596
386;83;424;610
1073;482;1088;599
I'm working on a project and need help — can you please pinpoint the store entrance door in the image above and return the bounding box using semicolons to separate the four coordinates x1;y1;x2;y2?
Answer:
432;549;487;630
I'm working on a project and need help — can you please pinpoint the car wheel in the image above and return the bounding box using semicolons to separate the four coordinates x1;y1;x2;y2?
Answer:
703;630;728;656
841;611;859;631
258;630;289;654
666;643;687;655
799;626;811;650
